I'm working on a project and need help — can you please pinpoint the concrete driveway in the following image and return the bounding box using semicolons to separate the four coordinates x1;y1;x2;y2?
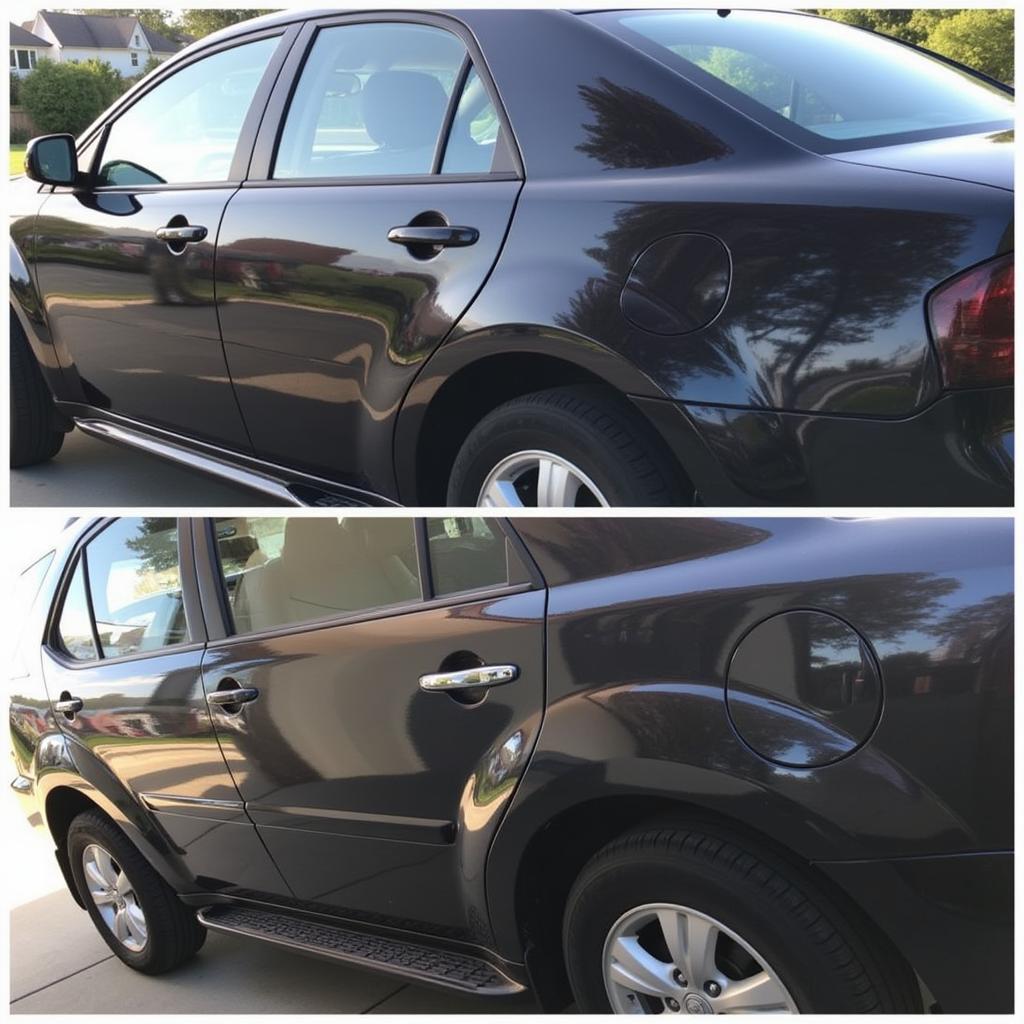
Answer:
11;430;281;508
8;793;540;1014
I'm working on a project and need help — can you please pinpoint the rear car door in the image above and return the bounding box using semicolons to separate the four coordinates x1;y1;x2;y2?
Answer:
194;516;545;938
215;14;523;495
41;517;286;895
32;29;293;448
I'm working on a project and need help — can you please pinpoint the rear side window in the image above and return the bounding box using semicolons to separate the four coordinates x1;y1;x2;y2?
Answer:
214;516;422;634
55;519;187;661
441;67;516;175
97;36;278;186
427;517;509;596
593;10;1012;152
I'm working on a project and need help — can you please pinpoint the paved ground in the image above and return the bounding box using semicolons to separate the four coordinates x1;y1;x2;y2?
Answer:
11;430;277;508
7;793;539;1014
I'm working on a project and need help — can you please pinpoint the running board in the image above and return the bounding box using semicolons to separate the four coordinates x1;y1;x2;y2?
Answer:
73;418;394;507
196;905;524;996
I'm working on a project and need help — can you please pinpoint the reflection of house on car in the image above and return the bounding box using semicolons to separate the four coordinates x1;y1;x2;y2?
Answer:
11;10;182;76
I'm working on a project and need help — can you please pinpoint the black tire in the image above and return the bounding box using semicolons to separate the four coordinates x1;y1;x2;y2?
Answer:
11;311;66;467
563;823;922;1014
67;810;205;975
446;386;693;507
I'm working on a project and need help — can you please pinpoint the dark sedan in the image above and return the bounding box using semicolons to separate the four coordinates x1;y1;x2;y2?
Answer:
10;515;1013;1011
10;9;1014;506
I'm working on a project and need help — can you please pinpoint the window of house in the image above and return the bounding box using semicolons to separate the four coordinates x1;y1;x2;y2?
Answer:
55;518;187;661
97;35;278;186
9;51;16;69
16;49;32;70
214;517;422;634
131;51;139;67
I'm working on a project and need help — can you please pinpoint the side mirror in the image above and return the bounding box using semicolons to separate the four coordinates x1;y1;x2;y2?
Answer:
25;134;79;187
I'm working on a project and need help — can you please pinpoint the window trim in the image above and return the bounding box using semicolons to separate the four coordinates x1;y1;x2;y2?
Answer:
195;516;540;647
74;25;302;193
45;518;204;668
246;11;524;185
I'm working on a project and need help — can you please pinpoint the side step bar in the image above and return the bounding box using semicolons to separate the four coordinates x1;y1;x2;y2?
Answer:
197;905;524;996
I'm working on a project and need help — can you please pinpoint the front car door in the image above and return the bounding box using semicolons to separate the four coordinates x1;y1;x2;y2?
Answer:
214;14;523;495
32;29;294;448
40;517;287;894
193;516;546;943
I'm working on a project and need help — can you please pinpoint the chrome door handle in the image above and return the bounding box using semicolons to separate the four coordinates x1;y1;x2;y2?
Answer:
155;224;207;243
54;696;83;714
206;687;259;707
387;225;478;248
419;664;519;692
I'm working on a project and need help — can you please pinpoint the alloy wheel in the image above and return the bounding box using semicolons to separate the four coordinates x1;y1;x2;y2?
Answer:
81;843;149;952
602;902;797;1014
477;450;610;507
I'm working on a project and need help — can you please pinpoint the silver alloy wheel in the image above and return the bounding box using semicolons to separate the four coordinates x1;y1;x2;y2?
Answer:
82;843;148;953
603;903;797;1014
477;450;611;507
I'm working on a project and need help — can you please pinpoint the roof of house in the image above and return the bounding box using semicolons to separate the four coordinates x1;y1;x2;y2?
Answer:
9;23;52;47
32;11;181;53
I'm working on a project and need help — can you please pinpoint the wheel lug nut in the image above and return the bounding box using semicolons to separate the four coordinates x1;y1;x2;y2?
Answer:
705;980;722;998
666;997;681;1011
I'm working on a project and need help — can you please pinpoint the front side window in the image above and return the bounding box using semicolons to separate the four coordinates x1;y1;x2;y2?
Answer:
97;36;278;187
592;10;1012;151
427;517;508;596
56;518;187;661
214;516;422;634
274;22;467;179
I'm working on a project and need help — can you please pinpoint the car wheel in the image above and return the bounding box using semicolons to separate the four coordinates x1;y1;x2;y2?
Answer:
563;823;922;1014
67;810;205;974
10;312;66;468
446;386;693;507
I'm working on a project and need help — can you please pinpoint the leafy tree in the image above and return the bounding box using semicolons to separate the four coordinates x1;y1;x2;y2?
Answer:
21;59;107;135
9;71;21;105
178;9;275;39
924;8;1015;83
79;57;123;107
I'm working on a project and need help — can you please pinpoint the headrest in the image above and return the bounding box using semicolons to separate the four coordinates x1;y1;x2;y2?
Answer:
361;70;447;150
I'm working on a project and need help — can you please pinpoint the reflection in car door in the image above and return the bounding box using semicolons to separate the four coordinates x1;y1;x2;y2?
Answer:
31;31;293;449
195;517;546;939
215;15;523;495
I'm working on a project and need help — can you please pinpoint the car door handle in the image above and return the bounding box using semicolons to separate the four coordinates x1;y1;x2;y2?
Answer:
206;687;259;707
419;664;519;692
155;224;207;244
54;696;84;715
387;225;479;249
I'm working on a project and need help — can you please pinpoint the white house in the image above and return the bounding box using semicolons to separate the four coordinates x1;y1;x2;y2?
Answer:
15;11;181;76
9;23;51;76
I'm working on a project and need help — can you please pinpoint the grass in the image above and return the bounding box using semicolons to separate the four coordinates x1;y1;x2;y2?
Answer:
10;144;26;176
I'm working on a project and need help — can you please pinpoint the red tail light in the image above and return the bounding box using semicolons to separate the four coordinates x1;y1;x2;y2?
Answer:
928;253;1014;388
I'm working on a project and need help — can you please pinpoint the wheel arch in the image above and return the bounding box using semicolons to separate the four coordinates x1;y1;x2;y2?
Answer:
394;326;688;504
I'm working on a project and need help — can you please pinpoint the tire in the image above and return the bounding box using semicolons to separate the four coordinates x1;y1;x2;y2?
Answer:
67;810;205;975
446;386;692;507
11;312;66;468
563;823;922;1014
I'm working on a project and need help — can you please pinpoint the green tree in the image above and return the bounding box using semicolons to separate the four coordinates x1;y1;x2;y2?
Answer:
79;57;124;107
924;8;1014;83
178;9;275;39
20;59;107;135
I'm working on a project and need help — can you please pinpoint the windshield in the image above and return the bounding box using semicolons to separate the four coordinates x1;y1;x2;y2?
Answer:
589;10;1013;153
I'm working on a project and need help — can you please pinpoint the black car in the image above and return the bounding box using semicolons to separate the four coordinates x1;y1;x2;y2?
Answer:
9;8;1016;507
10;515;1012;1012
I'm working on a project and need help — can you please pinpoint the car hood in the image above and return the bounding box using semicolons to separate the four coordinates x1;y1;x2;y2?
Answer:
827;129;1014;192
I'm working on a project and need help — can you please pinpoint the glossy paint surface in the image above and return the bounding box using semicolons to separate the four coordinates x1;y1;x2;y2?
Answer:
8;9;1013;505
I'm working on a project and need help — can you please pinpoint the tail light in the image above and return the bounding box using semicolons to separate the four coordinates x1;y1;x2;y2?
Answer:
928;253;1013;388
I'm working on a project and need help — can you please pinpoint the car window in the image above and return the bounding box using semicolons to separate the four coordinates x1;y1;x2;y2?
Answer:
57;557;98;662
214;517;422;634
274;22;466;179
427;518;509;596
96;36;279;187
12;551;55;677
441;67;515;174
63;518;188;660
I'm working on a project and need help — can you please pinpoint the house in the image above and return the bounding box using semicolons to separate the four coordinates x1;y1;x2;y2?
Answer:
13;11;182;77
9;23;51;75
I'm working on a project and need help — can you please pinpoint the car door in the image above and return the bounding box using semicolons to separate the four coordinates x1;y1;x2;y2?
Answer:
215;14;523;495
32;29;294;449
41;517;288;896
194;515;545;938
